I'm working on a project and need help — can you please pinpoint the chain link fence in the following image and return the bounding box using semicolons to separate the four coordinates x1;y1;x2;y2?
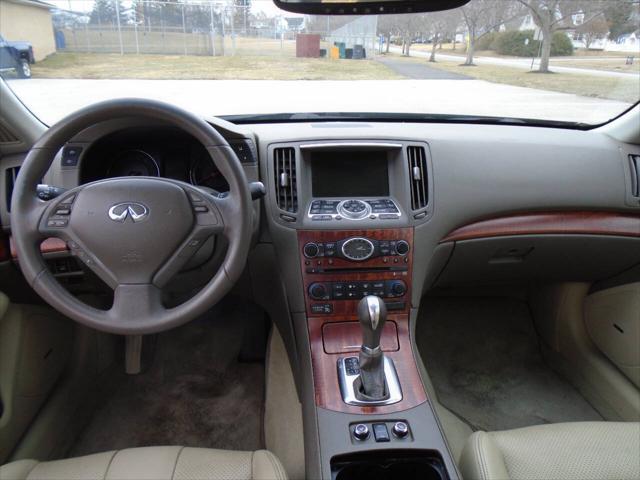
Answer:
53;1;380;58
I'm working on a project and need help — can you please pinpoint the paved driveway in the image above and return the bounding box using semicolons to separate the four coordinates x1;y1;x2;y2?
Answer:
7;78;631;126
376;57;472;80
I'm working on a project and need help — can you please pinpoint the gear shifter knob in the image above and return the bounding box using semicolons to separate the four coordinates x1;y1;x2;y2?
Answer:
357;296;387;350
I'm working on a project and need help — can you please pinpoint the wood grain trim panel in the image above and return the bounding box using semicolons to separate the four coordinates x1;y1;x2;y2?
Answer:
322;320;399;354
298;228;414;318
441;211;640;243
10;237;68;259
310;314;427;414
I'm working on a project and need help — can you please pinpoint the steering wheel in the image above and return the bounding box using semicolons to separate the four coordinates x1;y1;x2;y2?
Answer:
11;99;252;335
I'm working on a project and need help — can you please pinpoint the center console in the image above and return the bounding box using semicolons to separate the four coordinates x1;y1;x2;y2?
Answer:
267;140;456;479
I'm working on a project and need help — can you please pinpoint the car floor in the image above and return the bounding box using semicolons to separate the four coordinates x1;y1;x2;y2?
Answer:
69;297;266;457
417;296;602;432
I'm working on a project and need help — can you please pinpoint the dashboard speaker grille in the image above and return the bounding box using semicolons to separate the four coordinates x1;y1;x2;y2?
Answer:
274;147;298;213
407;146;428;210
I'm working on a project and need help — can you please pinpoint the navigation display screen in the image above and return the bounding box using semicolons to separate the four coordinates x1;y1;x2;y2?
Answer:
311;151;389;197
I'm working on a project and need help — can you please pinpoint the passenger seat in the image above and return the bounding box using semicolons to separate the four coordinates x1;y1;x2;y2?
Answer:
459;422;640;480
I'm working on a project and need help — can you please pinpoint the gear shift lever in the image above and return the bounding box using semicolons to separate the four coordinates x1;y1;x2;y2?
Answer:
356;296;388;400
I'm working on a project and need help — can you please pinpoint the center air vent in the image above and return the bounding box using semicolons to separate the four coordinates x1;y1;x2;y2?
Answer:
5;166;20;212
274;147;298;213
407;146;428;210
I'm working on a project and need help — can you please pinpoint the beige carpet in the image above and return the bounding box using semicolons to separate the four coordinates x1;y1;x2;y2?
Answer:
70;298;266;456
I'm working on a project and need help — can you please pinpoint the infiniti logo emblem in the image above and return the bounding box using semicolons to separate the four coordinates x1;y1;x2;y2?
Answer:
108;202;149;223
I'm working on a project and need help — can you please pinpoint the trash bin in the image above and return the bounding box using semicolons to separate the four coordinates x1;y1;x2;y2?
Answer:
319;48;327;58
353;45;364;59
334;42;346;59
345;48;353;59
330;46;340;59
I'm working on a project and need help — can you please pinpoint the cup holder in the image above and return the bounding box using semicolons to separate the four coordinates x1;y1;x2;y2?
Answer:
331;450;448;480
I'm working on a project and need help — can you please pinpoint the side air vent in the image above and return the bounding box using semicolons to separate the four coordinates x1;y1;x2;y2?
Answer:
630;154;639;197
0;122;20;144
274;147;298;213
5;166;20;212
407;146;428;210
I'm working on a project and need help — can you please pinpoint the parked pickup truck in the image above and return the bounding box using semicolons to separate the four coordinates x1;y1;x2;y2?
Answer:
0;34;34;78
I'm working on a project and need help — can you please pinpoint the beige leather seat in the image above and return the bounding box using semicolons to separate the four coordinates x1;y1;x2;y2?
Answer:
0;446;287;480
460;422;640;480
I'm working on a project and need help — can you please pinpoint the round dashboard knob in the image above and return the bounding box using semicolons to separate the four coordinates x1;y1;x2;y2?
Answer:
303;242;319;258
309;283;327;300
392;421;409;438
353;424;370;441
391;281;407;296
395;240;410;256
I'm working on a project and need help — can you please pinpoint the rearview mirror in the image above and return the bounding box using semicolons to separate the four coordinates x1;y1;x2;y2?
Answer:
273;0;470;15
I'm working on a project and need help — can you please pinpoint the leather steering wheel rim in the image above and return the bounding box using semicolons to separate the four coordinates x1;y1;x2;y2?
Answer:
11;98;252;335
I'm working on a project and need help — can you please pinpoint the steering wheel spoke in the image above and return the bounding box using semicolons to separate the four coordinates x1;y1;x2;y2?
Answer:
110;283;164;324
11;99;252;334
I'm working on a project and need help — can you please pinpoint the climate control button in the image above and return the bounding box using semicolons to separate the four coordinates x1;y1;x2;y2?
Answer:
395;240;410;255
303;242;320;258
309;283;330;300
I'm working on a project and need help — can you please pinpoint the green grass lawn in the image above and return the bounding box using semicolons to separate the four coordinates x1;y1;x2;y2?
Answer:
393;55;639;103
32;52;403;80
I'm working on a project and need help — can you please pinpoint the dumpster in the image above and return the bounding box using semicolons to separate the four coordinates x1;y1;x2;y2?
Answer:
296;34;321;58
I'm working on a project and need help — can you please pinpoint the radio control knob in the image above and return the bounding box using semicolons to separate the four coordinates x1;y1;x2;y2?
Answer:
303;242;320;258
395;240;410;256
309;283;328;300
390;281;407;296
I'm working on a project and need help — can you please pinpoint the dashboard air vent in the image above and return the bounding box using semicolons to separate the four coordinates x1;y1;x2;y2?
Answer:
274;147;298;213
407;146;428;210
5;166;20;212
630;154;639;197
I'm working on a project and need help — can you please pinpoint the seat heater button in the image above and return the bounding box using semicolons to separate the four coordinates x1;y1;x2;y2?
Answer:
373;423;390;442
392;421;409;438
353;424;370;441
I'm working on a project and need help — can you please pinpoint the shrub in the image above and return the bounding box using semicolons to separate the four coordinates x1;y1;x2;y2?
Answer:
551;32;574;56
475;31;499;51
493;30;539;56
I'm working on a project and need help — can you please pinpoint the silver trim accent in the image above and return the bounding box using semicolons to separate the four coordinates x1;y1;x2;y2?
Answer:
337;199;371;220
341;237;375;261
366;296;381;331
300;142;403;150
108;202;149;223
337;356;403;406
306;198;401;221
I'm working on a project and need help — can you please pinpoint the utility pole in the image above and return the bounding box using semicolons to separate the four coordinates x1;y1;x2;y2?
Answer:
114;0;124;55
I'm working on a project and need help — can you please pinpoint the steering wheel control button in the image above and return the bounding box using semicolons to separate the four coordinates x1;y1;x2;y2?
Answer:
55;208;71;216
189;192;204;203
372;423;390;442
353;424;370;441
193;205;209;213
61;146;82;167
392;422;410;439
47;219;68;228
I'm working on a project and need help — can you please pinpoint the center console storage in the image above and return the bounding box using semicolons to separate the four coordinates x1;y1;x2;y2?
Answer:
331;450;449;480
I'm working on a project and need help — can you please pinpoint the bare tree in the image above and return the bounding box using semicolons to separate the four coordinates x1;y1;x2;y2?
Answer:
517;0;608;73
576;13;609;49
461;0;522;65
424;11;461;61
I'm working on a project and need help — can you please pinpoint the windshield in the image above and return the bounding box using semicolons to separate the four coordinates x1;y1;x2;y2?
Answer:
2;0;639;126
